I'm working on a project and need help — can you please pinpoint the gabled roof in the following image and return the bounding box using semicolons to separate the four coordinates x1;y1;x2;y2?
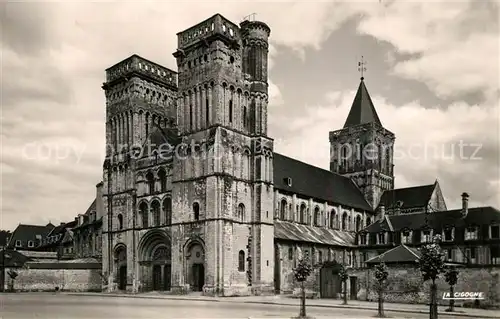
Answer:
274;220;356;247
343;79;382;128
366;244;421;264
7;224;54;249
378;184;436;209
364;206;500;233
273;153;372;212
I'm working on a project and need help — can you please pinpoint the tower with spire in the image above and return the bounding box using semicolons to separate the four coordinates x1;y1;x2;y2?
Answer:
329;70;395;209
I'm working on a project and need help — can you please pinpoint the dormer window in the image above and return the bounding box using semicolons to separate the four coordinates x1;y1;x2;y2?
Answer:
421;229;433;243
284;177;292;187
465;226;478;240
401;230;412;244
28;240;34;248
15;240;21;247
377;232;386;245
490;225;500;239
443;227;454;242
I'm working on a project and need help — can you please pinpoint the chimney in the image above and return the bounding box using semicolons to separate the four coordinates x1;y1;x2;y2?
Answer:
461;192;469;218
379;205;385;221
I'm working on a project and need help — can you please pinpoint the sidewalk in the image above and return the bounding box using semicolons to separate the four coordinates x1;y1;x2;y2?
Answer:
65;292;500;318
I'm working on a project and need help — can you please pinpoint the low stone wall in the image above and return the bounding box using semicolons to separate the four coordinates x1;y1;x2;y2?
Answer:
4;260;103;292
350;265;500;307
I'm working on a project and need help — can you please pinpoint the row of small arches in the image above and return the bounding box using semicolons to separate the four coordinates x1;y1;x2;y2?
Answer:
277;199;370;232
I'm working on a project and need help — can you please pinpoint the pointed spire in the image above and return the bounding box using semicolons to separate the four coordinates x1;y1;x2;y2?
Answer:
343;77;382;128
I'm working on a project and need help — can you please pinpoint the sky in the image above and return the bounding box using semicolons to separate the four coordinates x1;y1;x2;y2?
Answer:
1;0;499;230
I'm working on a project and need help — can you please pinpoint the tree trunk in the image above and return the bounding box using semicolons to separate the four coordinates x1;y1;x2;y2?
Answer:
343;280;348;305
449;285;454;312
430;281;438;319
378;288;385;317
300;281;306;317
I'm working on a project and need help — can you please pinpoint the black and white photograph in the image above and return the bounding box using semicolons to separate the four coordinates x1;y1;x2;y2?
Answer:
1;1;499;318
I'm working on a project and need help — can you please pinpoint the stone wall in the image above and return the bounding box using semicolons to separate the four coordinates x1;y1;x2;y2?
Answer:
350;265;500;307
5;261;103;292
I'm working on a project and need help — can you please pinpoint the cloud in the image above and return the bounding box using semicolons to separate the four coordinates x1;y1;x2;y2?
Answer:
0;1;344;229
273;89;500;210
355;0;499;100
1;1;498;231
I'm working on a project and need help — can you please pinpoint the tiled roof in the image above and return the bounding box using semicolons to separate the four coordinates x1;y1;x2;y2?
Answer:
378;184;435;209
366;244;421;264
0;250;32;267
273;153;372;212
343;79;382;128
7;224;54;249
364;206;500;233
39;220;77;248
274;220;356;247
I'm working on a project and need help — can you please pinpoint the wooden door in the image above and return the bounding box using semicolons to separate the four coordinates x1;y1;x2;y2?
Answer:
163;264;171;291
118;266;127;290
192;263;204;291
350;276;358;300
320;267;341;298
152;265;162;291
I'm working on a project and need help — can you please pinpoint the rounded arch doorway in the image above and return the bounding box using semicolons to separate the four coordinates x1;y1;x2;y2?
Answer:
138;230;171;292
114;245;127;291
185;241;205;292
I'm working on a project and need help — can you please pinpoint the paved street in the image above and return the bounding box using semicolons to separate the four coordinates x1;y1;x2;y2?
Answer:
0;293;484;319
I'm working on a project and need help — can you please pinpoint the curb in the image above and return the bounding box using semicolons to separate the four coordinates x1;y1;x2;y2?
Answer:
64;293;497;318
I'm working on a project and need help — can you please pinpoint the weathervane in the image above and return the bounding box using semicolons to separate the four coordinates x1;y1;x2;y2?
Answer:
358;56;367;80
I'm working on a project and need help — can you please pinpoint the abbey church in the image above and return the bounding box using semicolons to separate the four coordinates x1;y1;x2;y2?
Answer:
100;13;500;297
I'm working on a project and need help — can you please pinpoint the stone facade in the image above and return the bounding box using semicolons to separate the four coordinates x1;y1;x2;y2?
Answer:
349;265;500;307
5;262;102;292
96;13;499;301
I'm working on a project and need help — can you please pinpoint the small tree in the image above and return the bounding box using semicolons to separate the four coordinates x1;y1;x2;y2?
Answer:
7;270;18;292
374;262;389;318
338;264;349;305
418;235;445;319
444;267;459;312
293;257;313;318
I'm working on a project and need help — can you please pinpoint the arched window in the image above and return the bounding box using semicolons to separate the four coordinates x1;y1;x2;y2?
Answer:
238;250;245;272
342;212;348;231
139;202;148;228
152;200;161;226
330;210;336;228
193;202;200;221
229;99;233;123
117;214;123;230
163;197;172;225
206;97;210;126
280;199;287;220
237;203;245;221
366;217;372;226
300;204;306;224
146;172;155;194
158;169;167;193
314;207;320;226
243;106;247;129
355;215;362;232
